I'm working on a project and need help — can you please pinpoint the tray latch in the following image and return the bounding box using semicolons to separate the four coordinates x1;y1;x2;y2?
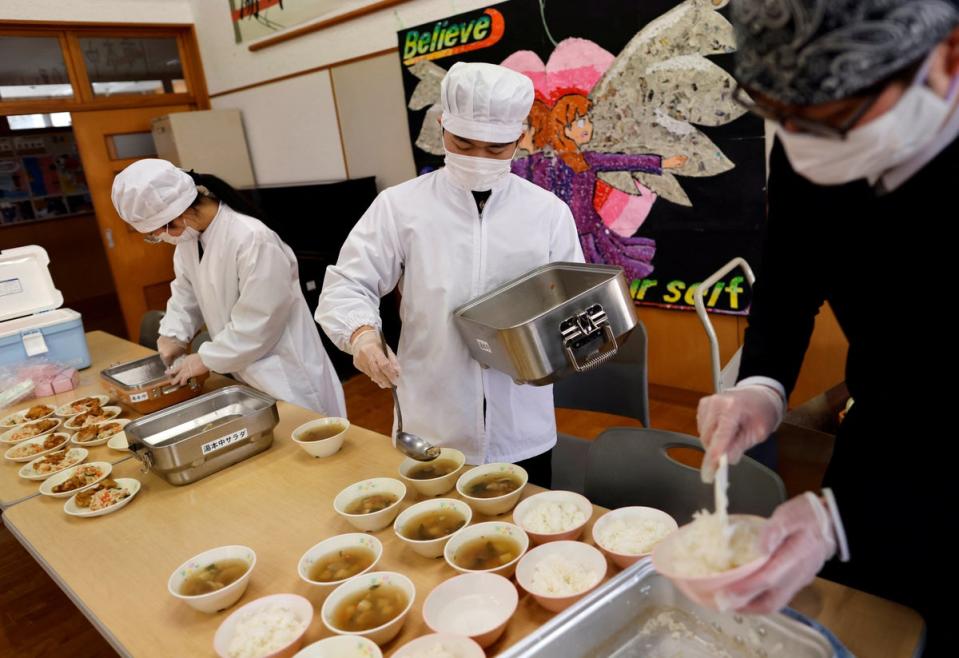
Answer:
559;304;619;373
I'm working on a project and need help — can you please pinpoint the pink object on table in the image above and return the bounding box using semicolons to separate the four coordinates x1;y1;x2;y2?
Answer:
52;368;78;394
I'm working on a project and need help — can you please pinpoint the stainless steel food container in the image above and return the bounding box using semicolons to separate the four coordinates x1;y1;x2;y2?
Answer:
124;385;278;486
453;263;638;385
101;354;209;414
500;560;835;658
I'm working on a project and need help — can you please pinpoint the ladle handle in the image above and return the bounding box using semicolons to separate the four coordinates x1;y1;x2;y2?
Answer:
379;329;404;432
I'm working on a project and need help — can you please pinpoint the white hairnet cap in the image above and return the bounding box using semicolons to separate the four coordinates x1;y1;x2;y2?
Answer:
111;159;196;233
440;62;534;143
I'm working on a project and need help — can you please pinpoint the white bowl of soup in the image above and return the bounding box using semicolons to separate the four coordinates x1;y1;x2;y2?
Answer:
393;498;472;559
298;534;383;588
168;545;256;614
455;463;528;516
333;478;407;532
398;448;466;497
443;521;529;578
292;417;350;458
320;571;416;646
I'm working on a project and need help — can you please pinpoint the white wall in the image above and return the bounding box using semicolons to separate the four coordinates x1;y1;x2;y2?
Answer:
211;71;347;185
188;0;491;95
190;0;483;189
0;0;193;23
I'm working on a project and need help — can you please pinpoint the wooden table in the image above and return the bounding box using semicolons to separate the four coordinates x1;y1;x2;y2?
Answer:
2;333;925;657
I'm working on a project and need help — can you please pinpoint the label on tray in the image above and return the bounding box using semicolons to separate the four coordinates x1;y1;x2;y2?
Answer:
201;428;248;455
129;392;149;403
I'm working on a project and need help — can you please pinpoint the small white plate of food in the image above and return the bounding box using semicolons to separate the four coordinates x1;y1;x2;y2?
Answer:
3;432;70;463
63;405;122;431
64;477;140;517
0;404;57;428
40;462;113;498
54;395;111;418
72;419;130;447
18;447;88;480
0;418;62;445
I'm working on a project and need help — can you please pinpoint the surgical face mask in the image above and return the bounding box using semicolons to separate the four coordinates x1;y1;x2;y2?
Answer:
778;51;959;187
443;149;513;191
145;218;200;245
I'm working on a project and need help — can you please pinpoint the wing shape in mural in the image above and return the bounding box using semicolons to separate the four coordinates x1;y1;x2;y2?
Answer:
588;0;745;203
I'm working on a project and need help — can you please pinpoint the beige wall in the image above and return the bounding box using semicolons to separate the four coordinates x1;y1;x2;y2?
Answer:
0;0;193;23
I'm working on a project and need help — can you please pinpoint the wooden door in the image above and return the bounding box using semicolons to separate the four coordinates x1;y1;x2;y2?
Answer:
71;106;192;341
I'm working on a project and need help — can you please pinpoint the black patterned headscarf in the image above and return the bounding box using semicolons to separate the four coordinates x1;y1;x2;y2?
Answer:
732;0;959;105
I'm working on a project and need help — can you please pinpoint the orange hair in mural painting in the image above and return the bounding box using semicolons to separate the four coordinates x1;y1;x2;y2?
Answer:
528;99;553;151
550;94;591;173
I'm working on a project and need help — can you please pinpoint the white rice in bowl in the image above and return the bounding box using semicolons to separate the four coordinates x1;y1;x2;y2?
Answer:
667;510;763;577
227;604;304;658
596;516;673;555
522;501;587;534
529;553;601;596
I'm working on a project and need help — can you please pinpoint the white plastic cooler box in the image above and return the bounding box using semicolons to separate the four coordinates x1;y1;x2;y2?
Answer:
0;245;91;369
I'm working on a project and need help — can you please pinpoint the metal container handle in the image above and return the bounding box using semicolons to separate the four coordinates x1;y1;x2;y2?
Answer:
564;324;619;372
127;440;154;473
560;304;620;373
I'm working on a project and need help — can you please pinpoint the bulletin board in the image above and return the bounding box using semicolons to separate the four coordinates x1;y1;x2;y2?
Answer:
397;0;766;315
0;131;92;225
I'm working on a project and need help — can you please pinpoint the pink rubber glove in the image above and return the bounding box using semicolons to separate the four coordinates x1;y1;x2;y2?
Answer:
715;493;837;614
697;384;783;483
157;335;189;367
166;353;209;387
351;329;400;389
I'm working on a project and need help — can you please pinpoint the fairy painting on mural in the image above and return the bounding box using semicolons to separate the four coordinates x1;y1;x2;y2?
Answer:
400;0;764;314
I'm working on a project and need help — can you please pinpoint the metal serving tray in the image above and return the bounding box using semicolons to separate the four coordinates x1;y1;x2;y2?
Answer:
453;263;637;385
500;560;835;658
101;354;208;414
124;385;278;486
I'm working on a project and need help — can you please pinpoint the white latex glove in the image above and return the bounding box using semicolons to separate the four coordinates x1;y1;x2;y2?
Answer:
697;384;783;483
156;335;188;367
351;329;400;389
166;353;209;387
715;493;837;614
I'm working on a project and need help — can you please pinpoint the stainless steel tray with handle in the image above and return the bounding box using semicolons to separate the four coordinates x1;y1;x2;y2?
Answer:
101;354;208;414
500;560;835;658
124;385;278;486
453;263;637;385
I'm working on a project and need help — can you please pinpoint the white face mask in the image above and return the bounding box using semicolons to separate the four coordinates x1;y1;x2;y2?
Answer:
147;218;200;245
443;149;514;191
778;52;958;187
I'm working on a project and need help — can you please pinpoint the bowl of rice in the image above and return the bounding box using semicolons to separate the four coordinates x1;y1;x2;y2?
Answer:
392;633;485;658
511;490;592;544
652;512;770;608
292;636;382;657
515;540;607;612
214;593;313;658
591;507;678;569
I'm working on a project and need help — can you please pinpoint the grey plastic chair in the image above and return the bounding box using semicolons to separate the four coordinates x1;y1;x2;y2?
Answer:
552;321;650;426
583;427;785;524
138;310;165;350
552;322;649;493
191;330;211;354
550;323;650;493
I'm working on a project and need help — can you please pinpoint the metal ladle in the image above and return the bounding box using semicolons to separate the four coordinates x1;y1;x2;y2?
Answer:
380;330;440;461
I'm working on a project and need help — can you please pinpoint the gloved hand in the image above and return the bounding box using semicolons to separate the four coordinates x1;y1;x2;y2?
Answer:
156;335;188;367
697;384;783;483
715;493;836;614
166;353;209;387
351;328;400;389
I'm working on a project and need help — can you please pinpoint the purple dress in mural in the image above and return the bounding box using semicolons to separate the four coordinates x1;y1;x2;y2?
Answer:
513;151;661;280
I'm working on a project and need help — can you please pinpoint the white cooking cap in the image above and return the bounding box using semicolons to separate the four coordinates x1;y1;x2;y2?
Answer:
440;62;534;143
111;159;196;233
